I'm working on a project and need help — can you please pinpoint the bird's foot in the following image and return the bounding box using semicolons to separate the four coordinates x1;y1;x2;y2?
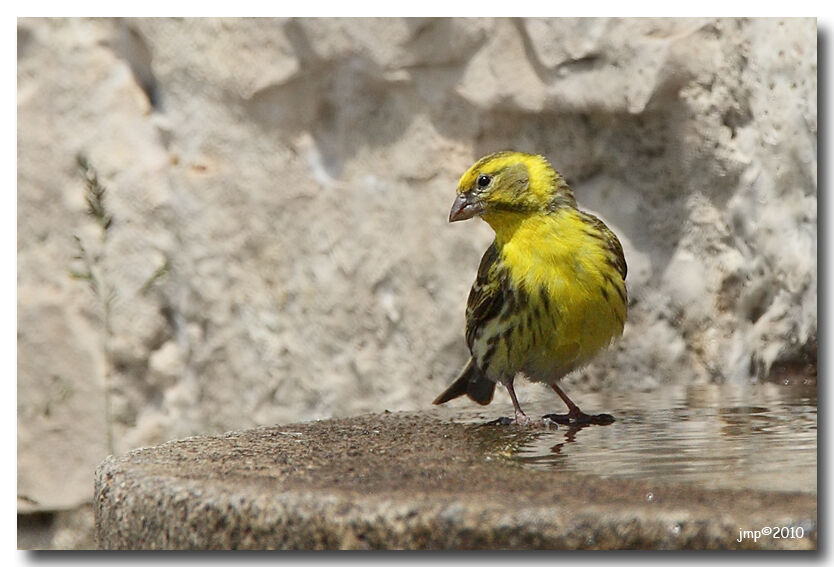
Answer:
514;412;539;426
543;410;615;426
484;414;558;428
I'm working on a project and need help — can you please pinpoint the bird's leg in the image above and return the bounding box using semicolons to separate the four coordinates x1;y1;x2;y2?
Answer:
505;380;537;425
483;381;553;427
543;383;615;426
552;382;582;418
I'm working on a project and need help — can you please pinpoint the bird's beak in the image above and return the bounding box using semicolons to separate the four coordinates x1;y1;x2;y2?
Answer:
449;193;484;222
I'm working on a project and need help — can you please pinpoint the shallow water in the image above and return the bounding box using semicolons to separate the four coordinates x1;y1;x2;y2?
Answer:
451;381;817;494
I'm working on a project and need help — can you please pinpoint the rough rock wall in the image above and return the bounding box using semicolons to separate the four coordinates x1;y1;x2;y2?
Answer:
17;17;816;543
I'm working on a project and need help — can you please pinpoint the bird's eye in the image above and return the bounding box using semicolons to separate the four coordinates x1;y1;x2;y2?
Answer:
477;174;491;188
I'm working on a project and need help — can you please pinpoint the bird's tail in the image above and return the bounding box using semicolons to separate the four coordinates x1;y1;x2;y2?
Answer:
432;358;496;406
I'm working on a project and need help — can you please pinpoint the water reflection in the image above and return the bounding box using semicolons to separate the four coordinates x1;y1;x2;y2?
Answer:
452;382;816;494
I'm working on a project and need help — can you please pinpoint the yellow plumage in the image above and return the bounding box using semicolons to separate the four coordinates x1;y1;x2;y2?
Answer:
433;151;627;426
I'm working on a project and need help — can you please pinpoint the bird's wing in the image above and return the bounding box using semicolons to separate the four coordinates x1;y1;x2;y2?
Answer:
582;212;628;280
465;241;505;352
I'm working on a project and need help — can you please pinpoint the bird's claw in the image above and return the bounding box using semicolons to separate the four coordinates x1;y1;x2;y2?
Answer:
543;412;615;426
483;415;559;428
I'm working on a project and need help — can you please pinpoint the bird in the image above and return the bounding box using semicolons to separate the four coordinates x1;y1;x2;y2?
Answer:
433;151;627;426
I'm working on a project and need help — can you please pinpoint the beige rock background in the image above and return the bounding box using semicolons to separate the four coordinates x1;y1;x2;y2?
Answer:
17;17;816;548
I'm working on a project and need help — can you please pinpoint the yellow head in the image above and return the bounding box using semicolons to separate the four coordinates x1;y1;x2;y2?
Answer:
449;151;576;226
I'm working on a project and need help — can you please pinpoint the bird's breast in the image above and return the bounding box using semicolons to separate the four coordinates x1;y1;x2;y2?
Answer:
493;211;626;376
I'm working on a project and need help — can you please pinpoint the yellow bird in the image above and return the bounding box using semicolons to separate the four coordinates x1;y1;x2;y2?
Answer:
433;151;627;426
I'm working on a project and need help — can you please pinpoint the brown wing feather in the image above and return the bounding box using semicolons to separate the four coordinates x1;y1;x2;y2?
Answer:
581;212;628;280
465;241;505;352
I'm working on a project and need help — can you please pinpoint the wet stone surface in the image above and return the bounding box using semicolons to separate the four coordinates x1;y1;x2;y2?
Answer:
95;383;816;550
456;382;817;494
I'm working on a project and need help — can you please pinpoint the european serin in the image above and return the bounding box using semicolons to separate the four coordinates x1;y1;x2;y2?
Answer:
433;151;627;426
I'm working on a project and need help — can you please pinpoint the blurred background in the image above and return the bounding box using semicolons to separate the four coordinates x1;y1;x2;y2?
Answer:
17;17;816;548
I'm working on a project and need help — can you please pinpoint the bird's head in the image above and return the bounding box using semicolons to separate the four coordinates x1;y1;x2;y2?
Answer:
449;151;576;227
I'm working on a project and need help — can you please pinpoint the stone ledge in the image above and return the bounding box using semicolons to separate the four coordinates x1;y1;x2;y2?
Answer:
94;412;816;550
